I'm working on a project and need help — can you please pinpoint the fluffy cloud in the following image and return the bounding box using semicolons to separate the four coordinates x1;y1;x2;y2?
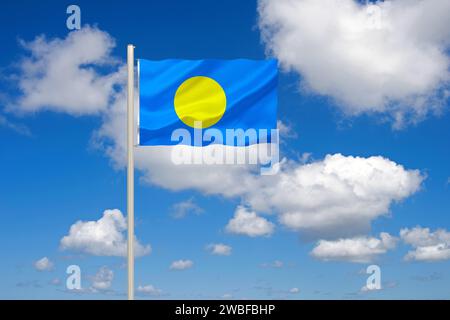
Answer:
226;206;275;237
126;149;423;239
97;101;423;237
12;26;125;115
170;259;194;270
137;284;162;296
170;198;204;219
400;226;450;261
91;266;113;291
34;257;54;271
206;243;232;256
11;27;424;240
60;209;151;257
258;0;450;126
311;232;398;263
265;154;423;237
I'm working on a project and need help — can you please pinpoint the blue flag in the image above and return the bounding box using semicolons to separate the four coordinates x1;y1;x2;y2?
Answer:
138;59;277;146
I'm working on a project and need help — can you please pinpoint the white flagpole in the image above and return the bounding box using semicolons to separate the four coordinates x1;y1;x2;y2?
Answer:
127;44;135;300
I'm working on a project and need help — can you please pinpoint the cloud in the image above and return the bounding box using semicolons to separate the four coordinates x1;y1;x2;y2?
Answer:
49;278;61;286
226;206;275;237
400;226;450;261
11;27;424;240
411;272;443;282
170;198;204;219
91;266;113;291
170;259;194;270
277;119;298;140
16;280;42;288
311;232;398;263
289;287;300;294
250;154;422;238
0;115;32;136
137;284;162;296
260;260;283;268
360;280;397;293
34;257;54;271
206;243;232;256
97;106;423;237
258;0;450;127
60;209;151;257
11;26;125;115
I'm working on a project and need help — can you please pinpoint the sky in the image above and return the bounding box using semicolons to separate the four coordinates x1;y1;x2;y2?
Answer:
0;0;450;300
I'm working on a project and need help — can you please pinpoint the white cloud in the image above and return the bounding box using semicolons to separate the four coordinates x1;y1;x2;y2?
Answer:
0;115;32;136
226;206;275;237
289;287;300;294
96;106;423;237
170;198;204;219
360;284;381;293
277;119;298;140
11;27;424;240
258;0;450;126
137;284;162;296
250;154;422;238
206;243;232;256
60;209;151;257
12;26;125;115
34;257;54;271
400;226;450;262
311;232;398;263
170;259;193;270
260;260;283;268
87;29;423;238
91;266;113;291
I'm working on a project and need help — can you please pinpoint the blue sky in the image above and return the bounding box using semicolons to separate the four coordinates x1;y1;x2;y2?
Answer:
0;0;450;299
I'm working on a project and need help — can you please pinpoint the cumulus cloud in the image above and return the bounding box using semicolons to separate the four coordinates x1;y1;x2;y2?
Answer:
91;266;113;291
170;198;204;219
97;106;424;237
11;27;424;240
34;257;54;271
137;284;162;296
226;206;275;237
170;259;194;270
311;232;398;263
400;226;450;262
258;0;450;126
11;26;125;115
60;209;151;257
236;154;422;238
206;243;232;256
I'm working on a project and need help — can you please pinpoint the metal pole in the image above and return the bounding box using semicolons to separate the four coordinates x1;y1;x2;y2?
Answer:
127;44;135;301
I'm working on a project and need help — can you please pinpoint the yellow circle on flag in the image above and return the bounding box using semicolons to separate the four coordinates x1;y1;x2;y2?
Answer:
174;76;226;129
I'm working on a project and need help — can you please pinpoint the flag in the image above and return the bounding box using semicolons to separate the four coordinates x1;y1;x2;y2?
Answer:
138;59;277;146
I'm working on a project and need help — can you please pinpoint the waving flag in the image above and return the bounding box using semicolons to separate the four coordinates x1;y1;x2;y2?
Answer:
138;59;277;146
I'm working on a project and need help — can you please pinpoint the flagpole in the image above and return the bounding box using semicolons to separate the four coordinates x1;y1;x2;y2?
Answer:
127;44;135;301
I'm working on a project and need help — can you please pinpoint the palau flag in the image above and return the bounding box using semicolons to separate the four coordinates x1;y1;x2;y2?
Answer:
138;59;277;146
